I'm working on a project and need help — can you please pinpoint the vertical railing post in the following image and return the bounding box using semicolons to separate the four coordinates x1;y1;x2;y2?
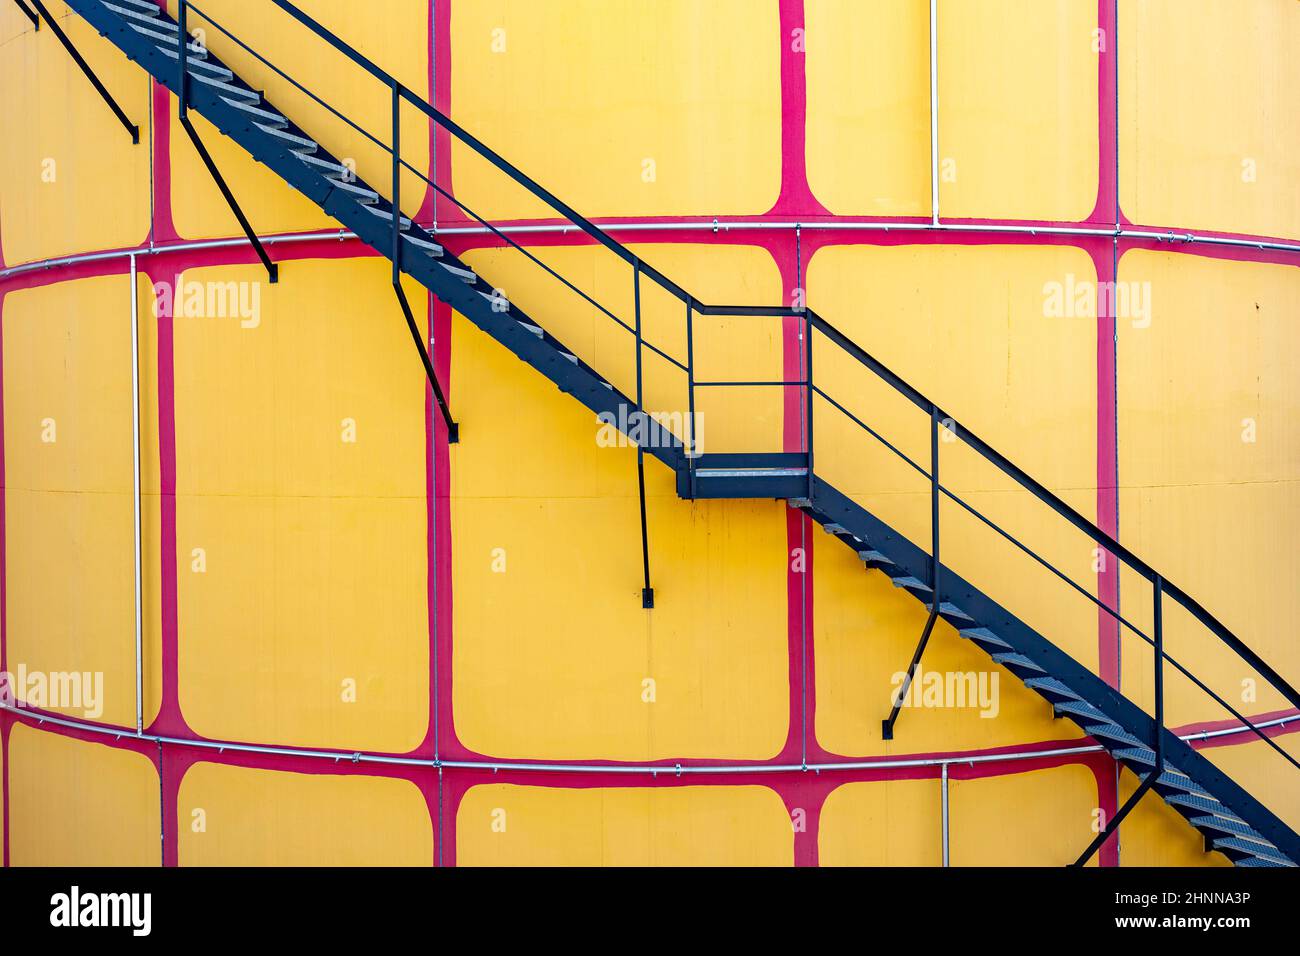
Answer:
930;403;941;597
1071;571;1166;866
391;78;401;280
881;404;943;740
130;253;143;735
1153;574;1165;771
685;298;697;498
634;261;653;609
177;0;188;118
804;314;814;501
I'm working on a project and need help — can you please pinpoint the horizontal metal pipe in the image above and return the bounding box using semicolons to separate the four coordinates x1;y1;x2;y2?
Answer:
2;703;1290;776
3;219;1298;282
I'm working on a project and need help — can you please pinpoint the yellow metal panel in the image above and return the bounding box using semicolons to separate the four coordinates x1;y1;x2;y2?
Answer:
0;2;150;265
166;0;430;239
450;0;782;219
805;0;930;217
172;261;428;752
808;244;1099;756
819;779;941;866
8;724;159;866
456;783;792;866
1120;0;1300;238
178;762;432;866
449;304;789;761
1117;252;1299;727
462;243;785;455
815;544;1083;757
4;275;160;728
938;0;1098;221
950;763;1099;866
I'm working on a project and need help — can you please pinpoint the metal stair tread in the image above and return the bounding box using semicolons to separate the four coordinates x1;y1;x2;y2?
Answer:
403;233;444;257
221;97;288;127
128;21;206;55
256;125;316;151
190;71;259;102
1212;837;1291;865
155;45;231;78
890;576;932;592
326;177;379;203
990;652;1044;674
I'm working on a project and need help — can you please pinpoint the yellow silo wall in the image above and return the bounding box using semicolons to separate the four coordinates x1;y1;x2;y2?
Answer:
0;0;1295;867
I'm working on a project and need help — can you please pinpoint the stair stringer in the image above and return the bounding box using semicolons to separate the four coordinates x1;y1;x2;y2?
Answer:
805;478;1300;864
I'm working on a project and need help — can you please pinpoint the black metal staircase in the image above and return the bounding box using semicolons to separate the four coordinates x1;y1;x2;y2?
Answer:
59;0;1300;866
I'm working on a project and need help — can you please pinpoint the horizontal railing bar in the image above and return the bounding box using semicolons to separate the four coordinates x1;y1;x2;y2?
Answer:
3;702;1292;775
811;384;930;480
692;380;801;388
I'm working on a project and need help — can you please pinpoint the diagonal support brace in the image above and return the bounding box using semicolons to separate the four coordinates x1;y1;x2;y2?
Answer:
179;114;279;284
176;1;274;284
1071;769;1158;867
392;281;458;443
14;0;38;30
29;0;139;143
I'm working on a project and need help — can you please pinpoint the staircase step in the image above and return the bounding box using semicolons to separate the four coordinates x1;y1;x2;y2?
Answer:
104;3;171;30
1112;746;1158;767
1235;857;1291;867
1024;676;1081;702
155;45;232;79
129;22;206;55
929;602;974;622
403;233;445;257
1166;792;1242;820
788;498;812;509
990;652;1044;674
221;97;288;127
190;71;259;102
823;523;848;535
1155;768;1210;797
258;125;317;152
361;204;410;229
958;627;1010;650
108;0;163;14
327;177;379;204
1189;815;1272;845
1052;699;1109;722
858;550;893;568
891;576;932;593
1212;838;1292;866
515;318;543;337
438;261;477;285
560;352;579;364
1085;723;1143;747
293;152;351;177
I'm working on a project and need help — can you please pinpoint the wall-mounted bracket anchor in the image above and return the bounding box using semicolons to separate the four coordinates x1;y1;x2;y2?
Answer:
29;0;140;142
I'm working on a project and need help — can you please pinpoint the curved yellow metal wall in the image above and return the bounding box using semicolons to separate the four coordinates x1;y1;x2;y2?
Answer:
0;0;1295;866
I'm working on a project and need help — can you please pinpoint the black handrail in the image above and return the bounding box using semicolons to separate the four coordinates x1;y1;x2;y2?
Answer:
176;0;1300;758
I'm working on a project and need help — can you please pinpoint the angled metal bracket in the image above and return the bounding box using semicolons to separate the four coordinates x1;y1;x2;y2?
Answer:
13;0;38;29
392;281;457;443
28;0;139;143
176;2;276;284
178;115;279;283
1072;577;1168;866
1072;770;1157;867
